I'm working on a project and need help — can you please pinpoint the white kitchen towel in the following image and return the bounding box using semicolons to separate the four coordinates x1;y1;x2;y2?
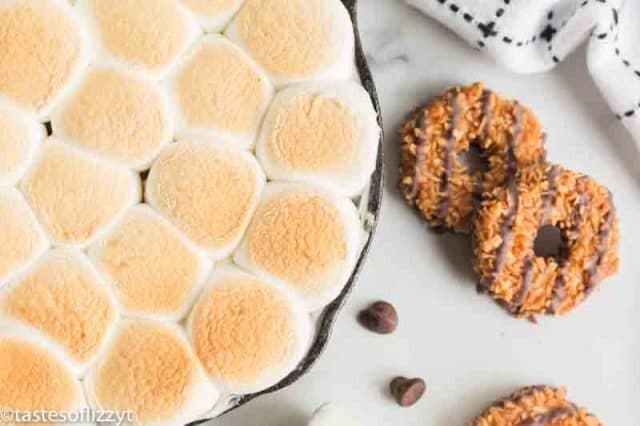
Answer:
404;0;640;149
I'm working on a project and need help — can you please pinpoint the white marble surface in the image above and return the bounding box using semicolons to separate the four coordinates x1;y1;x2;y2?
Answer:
213;0;640;424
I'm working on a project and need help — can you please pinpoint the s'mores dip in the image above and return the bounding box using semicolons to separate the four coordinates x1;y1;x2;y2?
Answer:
0;0;380;422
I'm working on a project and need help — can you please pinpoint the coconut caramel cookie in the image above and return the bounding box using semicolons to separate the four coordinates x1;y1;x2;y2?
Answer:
470;385;603;426
473;163;619;319
399;83;546;233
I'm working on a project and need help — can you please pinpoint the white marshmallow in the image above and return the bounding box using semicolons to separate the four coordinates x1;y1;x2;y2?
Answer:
75;0;200;79
234;182;362;311
165;35;273;150
187;266;311;394
256;81;379;198
225;0;355;87
0;102;45;187
20;139;141;249
51;65;173;171
88;205;211;322
84;319;218;426
0;0;92;119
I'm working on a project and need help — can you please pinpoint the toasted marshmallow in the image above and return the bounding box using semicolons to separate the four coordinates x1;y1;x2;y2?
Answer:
226;0;355;87
234;183;361;311
0;103;44;186
256;82;379;197
179;0;244;32
167;35;273;149
146;140;264;259
85;319;218;426
21;139;140;248
0;250;119;375
0;189;48;287
0;0;89;118
187;267;311;394
0;323;85;416
51;66;173;170
77;0;199;78
89;205;211;321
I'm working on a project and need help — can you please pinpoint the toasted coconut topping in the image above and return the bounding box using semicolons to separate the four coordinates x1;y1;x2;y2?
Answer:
473;163;620;319
470;385;603;426
399;83;546;233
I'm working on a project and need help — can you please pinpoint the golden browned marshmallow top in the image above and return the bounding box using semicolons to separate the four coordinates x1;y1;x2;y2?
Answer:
0;189;48;286
90;205;209;320
87;320;217;426
53;67;172;169
146;140;264;258
0;104;43;186
226;0;354;86
257;82;379;197
189;269;310;393
21;139;140;247
234;183;361;310
172;35;272;148
83;0;198;76
0;332;83;413
0;0;87;116
0;250;118;371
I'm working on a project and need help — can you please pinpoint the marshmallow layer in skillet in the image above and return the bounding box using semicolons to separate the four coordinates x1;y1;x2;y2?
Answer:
0;0;379;421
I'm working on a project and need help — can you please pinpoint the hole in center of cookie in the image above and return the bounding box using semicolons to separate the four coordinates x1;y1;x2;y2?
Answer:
534;225;563;258
458;144;488;175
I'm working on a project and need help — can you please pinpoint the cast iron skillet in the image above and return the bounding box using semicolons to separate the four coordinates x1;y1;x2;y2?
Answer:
190;0;384;422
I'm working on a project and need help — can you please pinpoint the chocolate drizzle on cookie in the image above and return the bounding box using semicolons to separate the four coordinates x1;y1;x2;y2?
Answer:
513;165;560;311
542;165;560;225
408;109;430;201
585;192;616;294
522;406;576;426
549;178;590;314
482;106;524;289
436;93;464;227
480;89;493;140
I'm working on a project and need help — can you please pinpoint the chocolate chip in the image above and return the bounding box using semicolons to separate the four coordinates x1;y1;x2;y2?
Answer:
357;301;398;334
389;377;426;407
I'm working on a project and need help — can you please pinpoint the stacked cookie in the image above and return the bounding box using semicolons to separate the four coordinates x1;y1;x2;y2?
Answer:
0;0;381;424
399;83;619;320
